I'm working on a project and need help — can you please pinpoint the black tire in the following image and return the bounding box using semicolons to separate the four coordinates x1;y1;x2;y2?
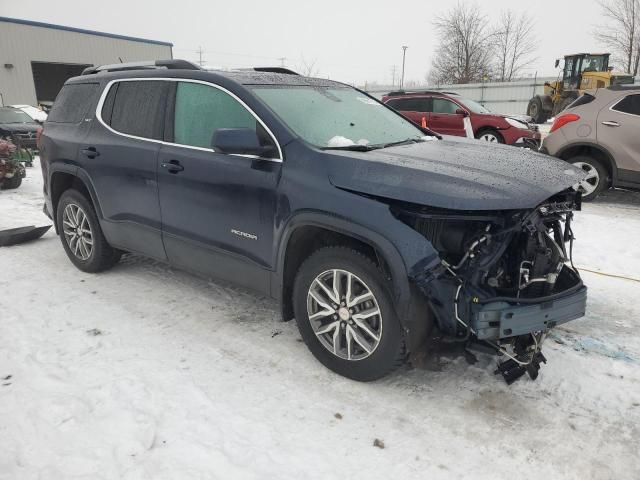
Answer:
292;246;405;382
527;97;548;124
0;175;22;190
475;128;504;144
569;155;609;201
56;189;121;272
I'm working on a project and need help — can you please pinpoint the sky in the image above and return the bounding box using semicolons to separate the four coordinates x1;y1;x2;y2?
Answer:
0;0;605;86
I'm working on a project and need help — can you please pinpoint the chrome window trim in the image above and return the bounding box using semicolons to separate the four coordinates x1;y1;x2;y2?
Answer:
95;77;283;162
609;93;640;119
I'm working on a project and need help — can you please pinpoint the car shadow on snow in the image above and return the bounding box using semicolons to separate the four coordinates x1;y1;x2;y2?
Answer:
593;188;640;208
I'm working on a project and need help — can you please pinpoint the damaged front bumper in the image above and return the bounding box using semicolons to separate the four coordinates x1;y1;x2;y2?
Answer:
473;286;587;341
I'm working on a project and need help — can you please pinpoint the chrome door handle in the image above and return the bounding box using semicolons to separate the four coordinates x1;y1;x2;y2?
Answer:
601;121;620;127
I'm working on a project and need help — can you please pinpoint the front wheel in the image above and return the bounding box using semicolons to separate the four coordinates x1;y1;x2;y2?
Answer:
293;246;406;382
570;156;608;201
476;129;504;144
0;175;22;190
56;189;121;272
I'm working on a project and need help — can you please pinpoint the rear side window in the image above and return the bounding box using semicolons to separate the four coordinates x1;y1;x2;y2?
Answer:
568;93;595;109
47;83;99;123
173;82;257;149
101;80;169;140
386;98;430;112
612;94;640;116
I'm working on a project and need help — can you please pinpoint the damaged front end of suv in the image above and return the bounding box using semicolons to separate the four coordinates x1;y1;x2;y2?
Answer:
397;190;586;384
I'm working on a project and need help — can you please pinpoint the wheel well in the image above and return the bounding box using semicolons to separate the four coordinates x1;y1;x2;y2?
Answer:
51;172;92;220
475;127;503;140
558;145;615;184
281;226;391;321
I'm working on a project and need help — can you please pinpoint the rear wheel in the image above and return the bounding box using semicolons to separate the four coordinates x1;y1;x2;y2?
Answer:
570;155;608;201
293;247;405;381
56;189;121;272
476;128;504;144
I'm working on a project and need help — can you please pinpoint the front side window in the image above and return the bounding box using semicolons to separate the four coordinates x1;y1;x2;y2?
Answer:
252;86;424;148
612;94;640;116
173;82;259;150
101;81;168;140
432;98;460;114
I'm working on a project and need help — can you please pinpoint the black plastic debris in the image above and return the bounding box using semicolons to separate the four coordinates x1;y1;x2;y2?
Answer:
0;225;51;246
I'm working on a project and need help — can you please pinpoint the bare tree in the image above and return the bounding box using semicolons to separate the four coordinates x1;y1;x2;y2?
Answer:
429;2;493;84
492;10;537;82
297;55;319;77
596;0;640;75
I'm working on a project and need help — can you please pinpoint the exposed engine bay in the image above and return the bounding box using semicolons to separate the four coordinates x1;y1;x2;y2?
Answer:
394;190;586;383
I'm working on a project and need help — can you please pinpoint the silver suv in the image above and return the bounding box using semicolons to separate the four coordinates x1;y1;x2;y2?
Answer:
541;86;640;200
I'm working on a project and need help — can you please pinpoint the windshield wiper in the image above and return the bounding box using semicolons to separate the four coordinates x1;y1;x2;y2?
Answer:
321;144;379;152
380;138;424;149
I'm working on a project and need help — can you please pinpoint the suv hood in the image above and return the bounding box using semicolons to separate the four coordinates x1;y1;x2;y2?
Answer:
326;137;584;210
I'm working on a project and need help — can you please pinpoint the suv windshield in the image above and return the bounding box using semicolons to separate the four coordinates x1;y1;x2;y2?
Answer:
0;108;33;124
457;96;490;114
252;86;426;148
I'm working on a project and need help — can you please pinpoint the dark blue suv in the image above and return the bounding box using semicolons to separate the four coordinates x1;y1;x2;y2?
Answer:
40;60;587;383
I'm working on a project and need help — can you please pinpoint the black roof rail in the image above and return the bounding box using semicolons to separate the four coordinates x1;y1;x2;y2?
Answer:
386;89;460;96
81;59;201;75
236;67;300;75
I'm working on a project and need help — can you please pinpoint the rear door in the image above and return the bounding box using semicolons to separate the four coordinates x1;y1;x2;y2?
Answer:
385;97;431;126
430;98;466;136
83;79;170;259
597;92;640;182
157;80;281;293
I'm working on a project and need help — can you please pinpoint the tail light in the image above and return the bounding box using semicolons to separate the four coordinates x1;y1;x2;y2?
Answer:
550;113;580;133
36;126;43;150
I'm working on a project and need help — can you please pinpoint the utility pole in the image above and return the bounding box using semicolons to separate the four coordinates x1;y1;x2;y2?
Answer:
400;46;408;89
277;57;287;67
390;65;397;87
197;46;204;66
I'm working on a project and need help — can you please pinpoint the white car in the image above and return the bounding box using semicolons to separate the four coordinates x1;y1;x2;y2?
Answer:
10;104;47;123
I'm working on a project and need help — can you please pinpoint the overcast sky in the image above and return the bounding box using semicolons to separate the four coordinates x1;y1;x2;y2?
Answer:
1;0;605;85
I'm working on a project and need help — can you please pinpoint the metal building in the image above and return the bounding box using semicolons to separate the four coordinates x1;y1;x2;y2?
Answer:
0;16;172;107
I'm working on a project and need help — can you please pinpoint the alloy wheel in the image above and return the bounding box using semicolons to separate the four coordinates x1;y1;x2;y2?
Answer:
479;133;499;143
306;269;382;361
62;203;93;260
572;161;600;197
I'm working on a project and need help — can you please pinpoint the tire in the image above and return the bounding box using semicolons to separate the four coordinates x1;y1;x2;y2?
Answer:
0;175;22;190
475;128;504;144
292;246;406;382
527;97;548;124
569;155;609;201
56;189;121;272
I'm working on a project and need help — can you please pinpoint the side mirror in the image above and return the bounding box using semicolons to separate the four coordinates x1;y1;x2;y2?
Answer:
455;108;469;117
555;59;560;68
211;128;275;157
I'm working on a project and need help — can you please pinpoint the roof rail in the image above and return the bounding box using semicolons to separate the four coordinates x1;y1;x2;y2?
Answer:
235;67;300;75
386;89;459;96
81;59;201;75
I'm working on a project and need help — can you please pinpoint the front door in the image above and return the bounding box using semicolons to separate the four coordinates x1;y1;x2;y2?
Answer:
597;92;640;183
157;80;282;293
429;98;466;136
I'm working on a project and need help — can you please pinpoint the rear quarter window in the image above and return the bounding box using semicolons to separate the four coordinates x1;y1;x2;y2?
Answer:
47;83;100;123
612;94;640;116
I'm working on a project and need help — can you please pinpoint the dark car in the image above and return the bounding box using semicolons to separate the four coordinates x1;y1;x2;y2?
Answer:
40;60;587;383
0;107;40;149
382;91;541;147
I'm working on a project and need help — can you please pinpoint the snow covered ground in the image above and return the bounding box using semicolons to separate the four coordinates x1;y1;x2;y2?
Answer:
1;161;639;480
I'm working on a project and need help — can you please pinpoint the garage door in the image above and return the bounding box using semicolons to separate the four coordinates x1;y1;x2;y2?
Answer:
31;61;92;104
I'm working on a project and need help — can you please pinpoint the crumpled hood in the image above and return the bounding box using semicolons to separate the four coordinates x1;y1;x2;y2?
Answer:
0;123;39;134
326;136;584;210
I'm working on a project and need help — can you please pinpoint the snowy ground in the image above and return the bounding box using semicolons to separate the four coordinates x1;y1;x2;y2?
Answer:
1;161;639;480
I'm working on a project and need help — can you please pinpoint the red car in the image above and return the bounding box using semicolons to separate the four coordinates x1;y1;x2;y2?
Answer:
382;91;541;147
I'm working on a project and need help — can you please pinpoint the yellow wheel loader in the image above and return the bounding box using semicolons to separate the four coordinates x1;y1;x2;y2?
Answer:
527;53;634;123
